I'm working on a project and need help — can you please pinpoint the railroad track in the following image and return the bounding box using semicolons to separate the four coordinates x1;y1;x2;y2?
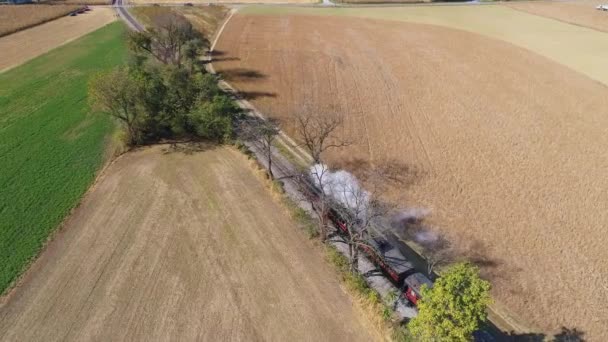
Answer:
113;6;514;340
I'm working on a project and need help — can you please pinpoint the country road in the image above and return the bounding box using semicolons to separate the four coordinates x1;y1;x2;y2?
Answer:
113;0;143;31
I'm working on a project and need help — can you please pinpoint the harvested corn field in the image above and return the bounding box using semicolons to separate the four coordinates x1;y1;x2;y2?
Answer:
237;5;608;88
507;0;608;33
0;4;80;37
214;13;608;339
0;144;375;342
0;7;116;72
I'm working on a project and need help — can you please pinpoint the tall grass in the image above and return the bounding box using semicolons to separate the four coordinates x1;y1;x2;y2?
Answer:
0;22;128;294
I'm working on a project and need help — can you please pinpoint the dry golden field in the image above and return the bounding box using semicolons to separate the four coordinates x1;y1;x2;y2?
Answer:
0;5;80;37
0;7;116;72
132;5;229;38
507;0;608;32
129;0;315;5
0;144;376;341
238;4;608;89
47;0;111;5
214;13;608;340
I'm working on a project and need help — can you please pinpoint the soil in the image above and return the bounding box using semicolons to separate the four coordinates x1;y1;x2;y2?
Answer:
0;144;375;342
0;7;115;73
213;13;608;340
237;4;608;88
507;0;608;33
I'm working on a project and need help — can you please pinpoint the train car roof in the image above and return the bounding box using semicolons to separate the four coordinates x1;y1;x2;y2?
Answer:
369;237;414;275
405;272;433;294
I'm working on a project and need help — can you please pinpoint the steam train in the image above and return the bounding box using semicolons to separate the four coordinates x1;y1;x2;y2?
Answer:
328;207;432;306
301;176;432;307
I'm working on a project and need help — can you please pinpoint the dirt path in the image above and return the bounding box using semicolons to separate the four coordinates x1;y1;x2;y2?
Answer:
0;7;115;73
0;144;375;342
213;14;608;339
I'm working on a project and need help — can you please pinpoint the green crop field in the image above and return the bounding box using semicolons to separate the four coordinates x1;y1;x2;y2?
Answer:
0;22;127;294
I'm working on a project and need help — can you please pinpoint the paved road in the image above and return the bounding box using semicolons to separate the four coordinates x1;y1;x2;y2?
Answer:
113;0;144;31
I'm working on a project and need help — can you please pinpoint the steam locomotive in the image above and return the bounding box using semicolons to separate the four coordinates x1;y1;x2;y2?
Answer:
301;176;432;307
328;207;432;306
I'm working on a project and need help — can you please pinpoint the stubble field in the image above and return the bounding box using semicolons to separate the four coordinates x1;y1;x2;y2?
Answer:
213;11;608;339
0;145;375;342
0;7;116;72
0;4;80;37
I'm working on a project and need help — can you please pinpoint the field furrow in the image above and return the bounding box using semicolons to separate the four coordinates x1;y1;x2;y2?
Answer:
214;13;608;339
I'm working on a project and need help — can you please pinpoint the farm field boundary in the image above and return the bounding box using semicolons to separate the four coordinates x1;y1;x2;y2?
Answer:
240;4;608;87
0;7;116;72
208;7;523;336
213;12;608;339
0;21;128;296
0;144;376;341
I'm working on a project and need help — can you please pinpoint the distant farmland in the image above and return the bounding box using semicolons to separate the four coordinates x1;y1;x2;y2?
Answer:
0;22;127;294
214;10;608;339
0;5;80;37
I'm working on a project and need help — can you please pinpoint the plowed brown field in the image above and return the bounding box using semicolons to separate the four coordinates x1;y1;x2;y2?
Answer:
214;13;608;339
0;144;375;342
507;0;608;33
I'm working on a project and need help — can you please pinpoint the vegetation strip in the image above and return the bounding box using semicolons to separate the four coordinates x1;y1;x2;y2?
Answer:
0;22;128;295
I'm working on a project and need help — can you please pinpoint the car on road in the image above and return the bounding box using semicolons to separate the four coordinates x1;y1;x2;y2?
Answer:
596;4;608;10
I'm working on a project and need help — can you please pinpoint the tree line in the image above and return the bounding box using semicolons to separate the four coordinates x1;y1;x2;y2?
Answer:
89;13;240;146
90;12;494;341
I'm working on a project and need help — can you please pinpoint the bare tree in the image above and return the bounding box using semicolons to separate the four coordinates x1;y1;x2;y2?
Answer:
330;168;396;273
241;118;280;180
128;13;208;68
294;164;333;242
294;111;352;163
421;237;455;277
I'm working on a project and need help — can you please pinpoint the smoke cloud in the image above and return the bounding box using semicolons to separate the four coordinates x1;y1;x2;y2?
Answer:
309;164;370;217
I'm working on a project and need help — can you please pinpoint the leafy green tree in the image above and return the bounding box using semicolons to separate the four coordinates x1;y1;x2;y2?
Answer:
189;95;240;143
409;263;492;342
88;68;143;145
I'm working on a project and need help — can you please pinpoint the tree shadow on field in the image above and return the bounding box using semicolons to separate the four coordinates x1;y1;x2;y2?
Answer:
205;50;240;63
496;326;585;342
553;327;586;342
161;141;219;155
239;91;277;100
220;68;267;83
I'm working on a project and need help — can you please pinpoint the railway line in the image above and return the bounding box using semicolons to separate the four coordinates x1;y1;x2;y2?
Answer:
113;6;509;340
